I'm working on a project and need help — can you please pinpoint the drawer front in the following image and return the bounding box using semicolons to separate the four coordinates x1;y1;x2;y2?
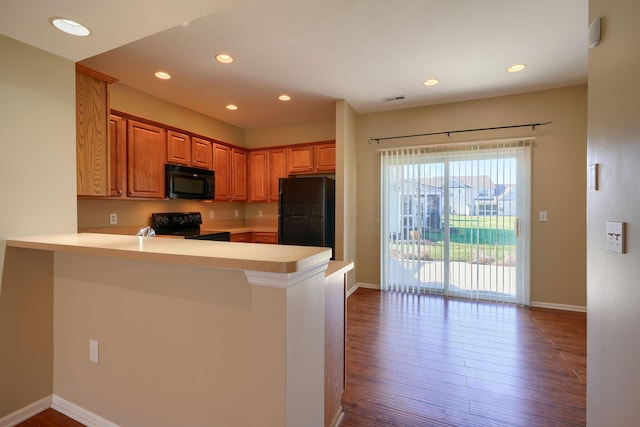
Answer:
253;232;277;244
230;232;252;242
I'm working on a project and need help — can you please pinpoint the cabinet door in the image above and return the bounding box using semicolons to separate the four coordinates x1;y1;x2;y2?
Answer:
248;150;268;202
127;120;166;198
166;130;191;166
109;114;127;197
232;148;247;201
76;70;109;196
268;148;287;201
287;145;314;174
213;143;231;200
315;143;336;173
192;137;213;170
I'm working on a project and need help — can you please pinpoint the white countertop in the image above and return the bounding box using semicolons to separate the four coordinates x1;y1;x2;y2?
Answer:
6;233;331;274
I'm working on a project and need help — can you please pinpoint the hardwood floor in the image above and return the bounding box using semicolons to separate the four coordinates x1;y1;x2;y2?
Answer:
15;409;84;427
340;288;586;426
16;288;586;427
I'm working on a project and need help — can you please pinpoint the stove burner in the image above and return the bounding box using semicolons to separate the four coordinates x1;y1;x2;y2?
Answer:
151;212;230;241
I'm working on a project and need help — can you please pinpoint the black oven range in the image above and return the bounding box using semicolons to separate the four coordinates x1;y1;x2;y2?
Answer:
151;212;230;241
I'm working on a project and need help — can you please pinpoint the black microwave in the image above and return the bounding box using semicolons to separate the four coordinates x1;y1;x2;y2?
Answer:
165;164;215;200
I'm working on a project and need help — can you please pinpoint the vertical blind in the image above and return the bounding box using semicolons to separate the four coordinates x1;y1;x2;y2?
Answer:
380;139;532;305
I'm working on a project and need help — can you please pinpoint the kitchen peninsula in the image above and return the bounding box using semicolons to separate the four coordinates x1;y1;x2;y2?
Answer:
2;233;349;427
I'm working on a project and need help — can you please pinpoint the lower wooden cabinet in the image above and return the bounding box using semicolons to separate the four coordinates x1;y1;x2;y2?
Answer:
230;232;278;244
230;232;252;243
253;232;278;244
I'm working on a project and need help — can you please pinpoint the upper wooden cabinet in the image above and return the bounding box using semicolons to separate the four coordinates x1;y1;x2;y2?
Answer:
192;137;213;170
213;143;231;201
127;120;166;198
248;150;268;202
268;148;288;201
76;64;117;196
232;148;248;201
249;148;288;202
167;131;213;170
109;114;127;197
287;142;336;175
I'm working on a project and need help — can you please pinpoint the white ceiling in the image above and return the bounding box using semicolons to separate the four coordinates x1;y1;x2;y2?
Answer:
1;0;589;130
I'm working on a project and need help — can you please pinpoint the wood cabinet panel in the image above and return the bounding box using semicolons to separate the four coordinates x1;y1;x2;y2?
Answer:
230;232;252;243
232;148;247;201
252;232;278;244
109;114;127;197
166;130;191;166
248;150;268;202
127;120;166;198
213;143;231;200
287;142;336;175
315;143;336;173
76;70;109;196
287;145;314;174
192;137;213;170
268;148;287;201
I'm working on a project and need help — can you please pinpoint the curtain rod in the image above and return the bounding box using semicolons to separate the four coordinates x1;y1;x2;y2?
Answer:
368;121;552;144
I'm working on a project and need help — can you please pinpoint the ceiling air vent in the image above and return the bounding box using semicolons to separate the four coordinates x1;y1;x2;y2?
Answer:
383;95;405;102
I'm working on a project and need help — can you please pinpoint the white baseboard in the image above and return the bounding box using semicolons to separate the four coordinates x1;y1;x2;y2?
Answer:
0;395;51;427
51;395;119;427
530;301;587;312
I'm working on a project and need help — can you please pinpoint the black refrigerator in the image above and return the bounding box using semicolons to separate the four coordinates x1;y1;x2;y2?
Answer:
278;176;335;259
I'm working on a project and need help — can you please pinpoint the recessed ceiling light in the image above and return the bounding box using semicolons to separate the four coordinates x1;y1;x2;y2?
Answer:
226;104;238;110
154;71;171;80
49;17;90;37
423;78;439;86
507;64;527;73
278;94;291;101
216;54;234;64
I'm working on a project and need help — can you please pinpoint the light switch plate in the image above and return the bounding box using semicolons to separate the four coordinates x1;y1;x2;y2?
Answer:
606;221;625;253
539;211;548;222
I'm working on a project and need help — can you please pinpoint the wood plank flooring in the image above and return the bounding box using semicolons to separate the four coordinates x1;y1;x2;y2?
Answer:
340;288;586;426
16;288;586;427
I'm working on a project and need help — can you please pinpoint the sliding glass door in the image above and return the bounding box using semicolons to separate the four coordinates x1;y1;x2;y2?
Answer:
380;140;531;305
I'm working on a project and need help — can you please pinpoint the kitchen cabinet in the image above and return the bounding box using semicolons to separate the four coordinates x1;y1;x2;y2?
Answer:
248;150;268;202
287;142;336;175
213;143;231;200
127;120;166;198
232;148;248;201
253;232;278;244
167;131;213;170
109;114;127;197
76;64;117;196
249;148;288;202
191;137;213;170
230;232;252;243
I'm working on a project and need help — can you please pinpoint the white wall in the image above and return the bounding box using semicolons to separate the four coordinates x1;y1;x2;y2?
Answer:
587;0;640;424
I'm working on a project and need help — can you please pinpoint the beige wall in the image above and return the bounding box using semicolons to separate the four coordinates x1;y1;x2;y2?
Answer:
336;100;358;289
587;0;640;424
244;118;335;148
355;85;587;307
111;83;245;146
0;35;77;416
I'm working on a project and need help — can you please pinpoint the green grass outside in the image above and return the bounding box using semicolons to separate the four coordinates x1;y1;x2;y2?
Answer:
391;241;515;262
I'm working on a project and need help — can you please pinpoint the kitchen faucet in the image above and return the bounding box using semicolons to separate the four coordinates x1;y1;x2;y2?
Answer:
136;226;156;237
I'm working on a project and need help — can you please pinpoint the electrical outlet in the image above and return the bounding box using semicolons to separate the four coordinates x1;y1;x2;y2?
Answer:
109;213;118;225
89;339;99;363
258;210;263;218
538;211;548;222
234;210;239;218
606;221;625;253
209;210;215;219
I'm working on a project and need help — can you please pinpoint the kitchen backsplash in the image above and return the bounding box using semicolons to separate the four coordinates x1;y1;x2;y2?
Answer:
77;198;278;230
